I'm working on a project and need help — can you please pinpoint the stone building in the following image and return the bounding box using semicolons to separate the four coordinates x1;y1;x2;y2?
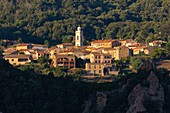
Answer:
113;46;131;60
91;40;120;48
4;54;32;65
52;54;76;68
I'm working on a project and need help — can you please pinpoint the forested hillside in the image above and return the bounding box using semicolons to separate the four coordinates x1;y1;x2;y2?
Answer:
0;0;170;44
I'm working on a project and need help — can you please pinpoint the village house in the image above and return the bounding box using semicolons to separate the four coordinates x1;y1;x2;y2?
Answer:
4;54;32;65
47;47;62;59
102;48;116;59
131;46;147;55
32;44;48;50
16;43;32;50
79;50;91;60
3;48;17;56
149;40;166;47
124;39;138;47
89;52;112;63
58;49;74;55
119;40;127;46
56;43;72;49
113;46;131;60
144;47;157;55
85;63;113;76
51;54;76;68
85;52;120;76
91;39;120;48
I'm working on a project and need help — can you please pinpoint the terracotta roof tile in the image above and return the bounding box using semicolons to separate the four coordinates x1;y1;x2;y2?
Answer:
4;54;31;59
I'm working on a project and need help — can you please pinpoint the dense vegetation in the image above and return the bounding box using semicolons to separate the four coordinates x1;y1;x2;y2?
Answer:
0;58;170;113
0;58;120;113
0;0;170;45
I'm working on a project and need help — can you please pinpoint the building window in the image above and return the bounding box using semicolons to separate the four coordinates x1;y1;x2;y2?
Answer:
18;59;28;62
94;70;96;74
94;65;96;68
89;65;91;68
99;65;101;68
99;70;101;73
12;59;14;61
77;36;79;40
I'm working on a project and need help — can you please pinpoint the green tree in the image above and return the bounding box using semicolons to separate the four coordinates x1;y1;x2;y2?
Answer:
37;56;49;64
165;41;170;56
150;48;165;61
44;40;49;47
17;38;22;44
130;57;143;70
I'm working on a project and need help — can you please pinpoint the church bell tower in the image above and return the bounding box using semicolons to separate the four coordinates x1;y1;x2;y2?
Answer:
75;26;83;46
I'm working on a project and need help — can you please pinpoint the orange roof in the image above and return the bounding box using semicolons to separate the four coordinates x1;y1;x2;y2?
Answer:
82;50;90;53
28;52;36;54
17;43;31;46
4;54;31;59
32;44;46;47
3;48;17;54
60;49;74;53
48;47;57;50
91;52;101;54
18;49;29;52
91;39;113;43
128;43;139;47
132;46;147;50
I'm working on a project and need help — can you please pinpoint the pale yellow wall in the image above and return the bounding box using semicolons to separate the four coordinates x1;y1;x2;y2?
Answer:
5;58;31;65
91;42;112;48
85;63;104;76
16;46;28;50
90;53;112;63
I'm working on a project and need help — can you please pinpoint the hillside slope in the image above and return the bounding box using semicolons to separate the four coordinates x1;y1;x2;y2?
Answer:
0;0;170;44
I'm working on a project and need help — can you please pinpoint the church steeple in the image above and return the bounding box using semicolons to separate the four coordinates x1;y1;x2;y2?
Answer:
75;26;83;46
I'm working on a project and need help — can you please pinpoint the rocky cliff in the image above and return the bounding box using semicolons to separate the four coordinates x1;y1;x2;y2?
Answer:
127;71;164;113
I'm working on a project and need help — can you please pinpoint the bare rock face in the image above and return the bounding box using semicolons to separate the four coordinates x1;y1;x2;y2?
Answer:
128;84;143;106
147;71;159;96
138;61;156;73
96;91;114;113
82;97;92;113
96;92;108;113
126;71;165;113
127;84;147;113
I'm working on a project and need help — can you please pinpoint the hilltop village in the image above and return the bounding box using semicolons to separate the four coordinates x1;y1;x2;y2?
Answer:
1;27;168;79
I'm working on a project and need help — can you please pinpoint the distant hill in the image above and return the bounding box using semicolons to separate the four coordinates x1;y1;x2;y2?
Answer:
0;0;170;44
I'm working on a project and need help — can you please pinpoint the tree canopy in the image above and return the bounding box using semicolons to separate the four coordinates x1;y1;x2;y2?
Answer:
0;0;169;45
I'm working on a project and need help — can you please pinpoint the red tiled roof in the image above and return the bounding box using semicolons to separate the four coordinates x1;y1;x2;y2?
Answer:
91;40;113;43
4;54;31;59
17;43;31;46
132;46;147;50
4;48;16;53
48;47;57;50
18;49;29;52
